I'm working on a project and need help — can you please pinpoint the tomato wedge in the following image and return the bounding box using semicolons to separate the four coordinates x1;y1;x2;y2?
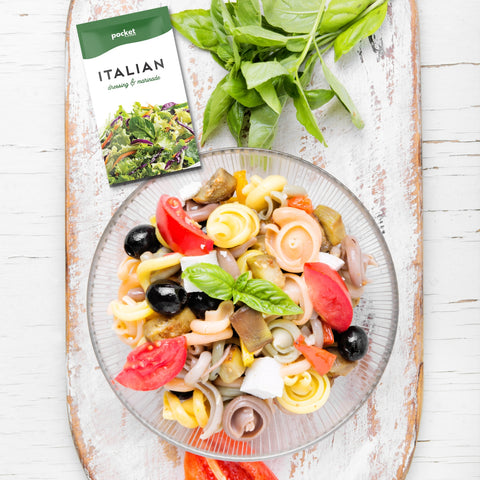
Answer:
184;452;278;480
294;335;336;376
304;262;353;332
156;195;214;255
286;195;314;214
115;336;187;391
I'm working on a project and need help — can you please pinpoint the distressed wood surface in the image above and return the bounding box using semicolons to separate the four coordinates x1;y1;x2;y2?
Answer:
65;0;421;478
2;0;479;478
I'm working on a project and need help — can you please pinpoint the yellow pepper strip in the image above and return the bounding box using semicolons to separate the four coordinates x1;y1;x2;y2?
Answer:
240;338;255;367
136;252;183;290
233;170;248;204
163;391;198;428
110;299;154;322
193;389;209;428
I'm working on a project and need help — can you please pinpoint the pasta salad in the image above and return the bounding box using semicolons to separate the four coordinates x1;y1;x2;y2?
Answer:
109;168;375;441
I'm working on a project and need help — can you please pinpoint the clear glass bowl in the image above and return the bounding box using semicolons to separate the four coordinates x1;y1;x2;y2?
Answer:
87;148;398;461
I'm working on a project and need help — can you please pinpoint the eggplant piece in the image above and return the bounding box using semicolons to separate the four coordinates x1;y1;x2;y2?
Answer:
326;347;358;379
218;345;246;383
246;254;285;288
193;168;237;204
143;307;195;342
230;306;273;352
313;205;346;246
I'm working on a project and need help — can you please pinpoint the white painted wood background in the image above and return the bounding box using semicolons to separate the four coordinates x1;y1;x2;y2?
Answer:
0;0;479;478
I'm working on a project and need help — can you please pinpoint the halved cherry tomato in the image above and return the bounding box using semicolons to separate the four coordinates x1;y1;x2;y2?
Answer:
184;452;278;480
304;262;353;332
287;195;314;214
115;336;187;391
156;195;214;255
294;334;336;376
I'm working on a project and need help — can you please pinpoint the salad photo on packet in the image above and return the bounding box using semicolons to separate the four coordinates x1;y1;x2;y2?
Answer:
77;7;200;185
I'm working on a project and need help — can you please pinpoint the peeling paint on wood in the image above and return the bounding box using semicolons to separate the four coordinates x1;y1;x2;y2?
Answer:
65;0;422;478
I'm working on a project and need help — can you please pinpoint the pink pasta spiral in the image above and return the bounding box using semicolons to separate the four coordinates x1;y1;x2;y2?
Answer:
265;207;322;273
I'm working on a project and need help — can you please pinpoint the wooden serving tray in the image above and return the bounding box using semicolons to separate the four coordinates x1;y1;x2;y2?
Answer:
65;0;422;478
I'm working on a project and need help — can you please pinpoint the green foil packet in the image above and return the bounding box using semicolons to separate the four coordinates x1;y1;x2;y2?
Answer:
77;7;200;186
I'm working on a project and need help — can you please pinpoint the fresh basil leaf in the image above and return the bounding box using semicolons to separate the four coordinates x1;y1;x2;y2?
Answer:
248;94;288;149
305;88;335;109
290;80;327;146
236;0;261;26
319;54;364;129
222;74;264;108
299;53;318;88
171;10;219;51
234;272;250;292
232;26;289;47
128;116;155;140
241;60;289;89
255;82;282;114
234;278;304;315
286;37;308;52
263;0;325;34
320;0;375;34
182;263;235;301
334;1;388;60
202;75;234;145
226;101;246;146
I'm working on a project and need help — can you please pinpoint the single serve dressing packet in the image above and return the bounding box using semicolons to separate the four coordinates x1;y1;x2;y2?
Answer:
77;7;200;186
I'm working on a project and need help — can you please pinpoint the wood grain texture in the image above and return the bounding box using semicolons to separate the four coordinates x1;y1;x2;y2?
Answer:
64;0;423;478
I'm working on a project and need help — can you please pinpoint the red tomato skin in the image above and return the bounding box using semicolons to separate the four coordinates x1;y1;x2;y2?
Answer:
156;195;214;255
115;336;187;391
304;263;353;333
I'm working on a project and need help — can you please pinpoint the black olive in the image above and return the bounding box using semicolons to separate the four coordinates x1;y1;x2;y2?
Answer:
169;390;193;401
124;224;161;259
186;292;222;319
146;281;187;316
337;326;369;361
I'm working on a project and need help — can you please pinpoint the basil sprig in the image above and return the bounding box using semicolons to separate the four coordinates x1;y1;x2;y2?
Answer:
182;263;303;316
171;0;388;149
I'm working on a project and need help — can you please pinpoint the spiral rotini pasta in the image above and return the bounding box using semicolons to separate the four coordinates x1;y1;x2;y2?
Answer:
244;175;287;211
184;301;234;346
265;207;322;273
263;319;302;364
277;370;331;414
206;203;260;248
136;252;183;290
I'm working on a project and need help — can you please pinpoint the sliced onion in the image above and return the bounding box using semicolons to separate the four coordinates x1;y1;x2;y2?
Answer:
195;381;223;439
310;315;324;348
184;351;212;386
228;237;257;258
216;249;241;278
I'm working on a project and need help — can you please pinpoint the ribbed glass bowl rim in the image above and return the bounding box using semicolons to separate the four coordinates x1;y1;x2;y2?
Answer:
86;147;399;461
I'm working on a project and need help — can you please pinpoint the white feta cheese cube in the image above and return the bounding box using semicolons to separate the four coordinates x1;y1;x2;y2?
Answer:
318;252;345;271
240;357;284;399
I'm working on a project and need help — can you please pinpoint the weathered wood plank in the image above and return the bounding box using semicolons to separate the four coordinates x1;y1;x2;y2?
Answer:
65;0;422;478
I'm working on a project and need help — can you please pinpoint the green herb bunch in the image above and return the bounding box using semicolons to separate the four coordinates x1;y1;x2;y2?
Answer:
172;0;389;149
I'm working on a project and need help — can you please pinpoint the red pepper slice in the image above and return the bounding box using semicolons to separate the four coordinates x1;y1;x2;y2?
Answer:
322;321;335;346
184;452;278;480
294;335;336;376
156;195;214;256
286;195;314;214
304;262;353;332
115;336;187;391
